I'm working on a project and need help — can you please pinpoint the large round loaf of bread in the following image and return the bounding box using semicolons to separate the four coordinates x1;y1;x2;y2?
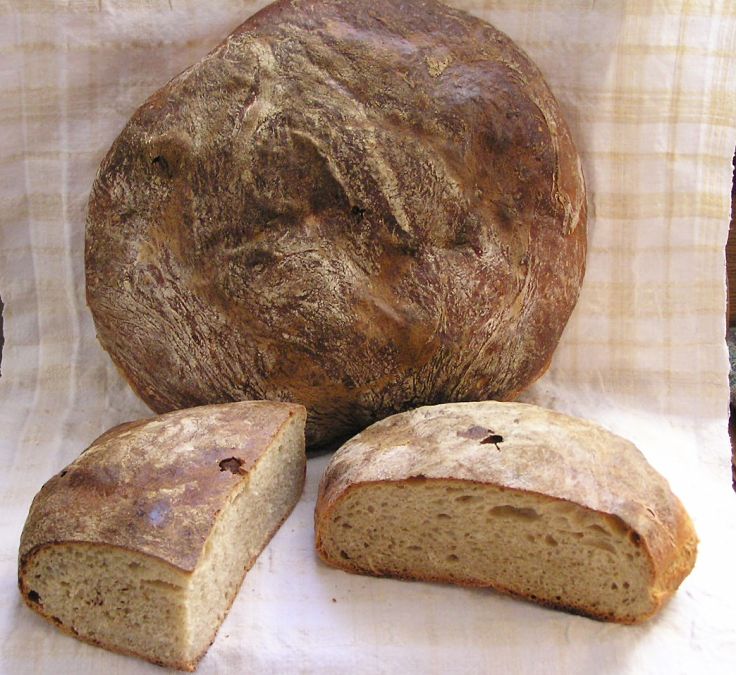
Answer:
86;0;587;447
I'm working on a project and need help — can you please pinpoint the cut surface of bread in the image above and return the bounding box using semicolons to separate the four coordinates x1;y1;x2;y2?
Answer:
315;402;697;623
319;480;654;621
19;401;306;670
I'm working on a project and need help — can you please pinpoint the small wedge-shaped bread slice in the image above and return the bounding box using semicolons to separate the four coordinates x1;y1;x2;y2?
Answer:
315;402;697;623
19;401;306;670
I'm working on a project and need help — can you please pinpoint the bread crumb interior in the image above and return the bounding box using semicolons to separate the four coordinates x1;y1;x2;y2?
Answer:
320;480;654;622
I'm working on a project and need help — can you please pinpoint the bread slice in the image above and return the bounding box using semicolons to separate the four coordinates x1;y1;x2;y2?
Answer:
315;402;697;623
19;401;306;670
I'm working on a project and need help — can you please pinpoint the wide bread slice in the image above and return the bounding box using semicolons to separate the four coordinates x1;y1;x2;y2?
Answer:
19;401;306;670
314;402;697;623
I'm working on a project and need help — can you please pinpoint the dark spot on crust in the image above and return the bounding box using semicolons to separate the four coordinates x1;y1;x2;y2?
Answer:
340;550;350;560
243;247;277;268
351;205;366;220
51;616;63;626
458;426;504;448
480;433;503;449
151;155;172;178
59;470;68;478
219;457;245;474
28;590;41;605
629;531;642;545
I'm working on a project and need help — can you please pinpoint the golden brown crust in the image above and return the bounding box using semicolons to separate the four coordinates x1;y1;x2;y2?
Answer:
314;402;698;621
86;0;587;448
19;401;306;573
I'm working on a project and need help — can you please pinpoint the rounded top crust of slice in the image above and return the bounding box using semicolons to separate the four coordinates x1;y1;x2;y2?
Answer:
317;401;697;602
20;400;306;573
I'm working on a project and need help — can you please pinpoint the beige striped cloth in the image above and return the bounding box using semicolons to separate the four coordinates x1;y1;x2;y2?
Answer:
1;1;735;673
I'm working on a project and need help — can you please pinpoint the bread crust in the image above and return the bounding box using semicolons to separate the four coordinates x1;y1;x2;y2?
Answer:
86;0;587;448
19;401;305;571
314;402;698;622
18;400;306;670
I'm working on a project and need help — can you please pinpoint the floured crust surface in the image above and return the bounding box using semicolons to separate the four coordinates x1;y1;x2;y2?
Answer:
86;0;587;447
315;402;697;621
19;401;304;572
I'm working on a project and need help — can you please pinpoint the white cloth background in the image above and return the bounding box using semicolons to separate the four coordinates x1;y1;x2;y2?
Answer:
1;1;735;673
